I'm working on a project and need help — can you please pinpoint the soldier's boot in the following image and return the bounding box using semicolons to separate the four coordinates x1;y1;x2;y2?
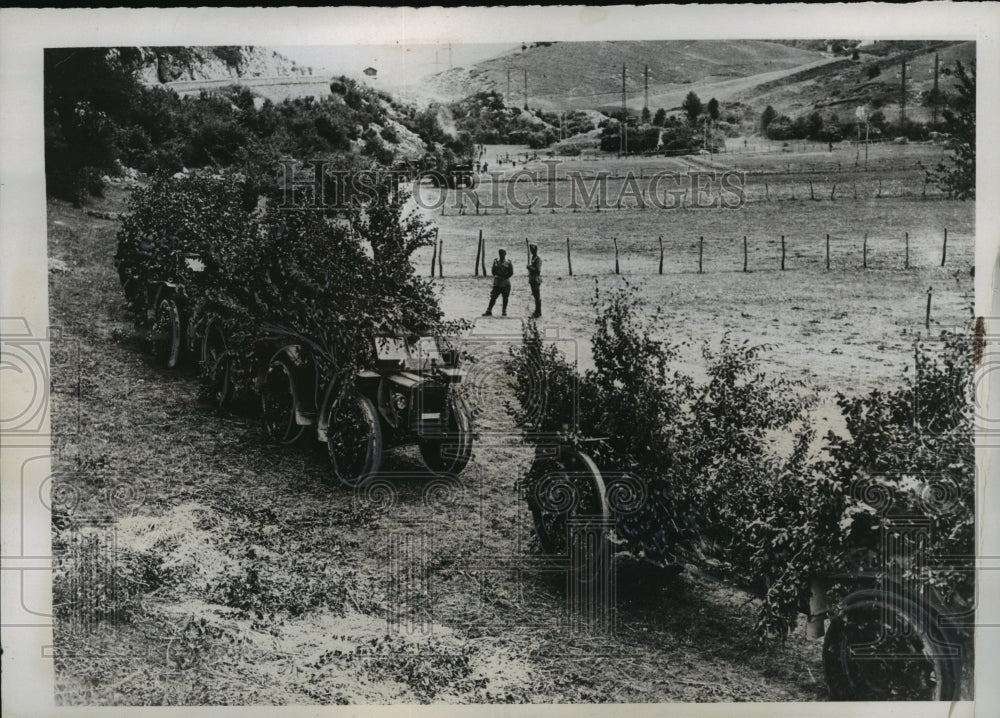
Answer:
501;295;509;317
483;295;496;316
532;299;541;319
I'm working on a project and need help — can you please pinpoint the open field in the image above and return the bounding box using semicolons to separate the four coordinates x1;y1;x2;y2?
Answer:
48;141;975;703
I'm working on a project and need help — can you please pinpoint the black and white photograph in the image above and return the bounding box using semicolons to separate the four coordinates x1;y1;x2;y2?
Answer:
1;5;998;715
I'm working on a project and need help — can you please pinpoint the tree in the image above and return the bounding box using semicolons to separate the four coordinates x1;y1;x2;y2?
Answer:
706;97;720;123
935;61;975;200
760;105;778;132
641;106;651;124
682;91;702;126
806;111;824;140
653;108;667;127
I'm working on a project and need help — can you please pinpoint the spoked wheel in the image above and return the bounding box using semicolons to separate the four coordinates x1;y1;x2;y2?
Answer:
526;444;610;560
150;297;183;368
201;318;234;409
260;360;304;445
418;394;473;477
823;589;962;701
326;393;382;488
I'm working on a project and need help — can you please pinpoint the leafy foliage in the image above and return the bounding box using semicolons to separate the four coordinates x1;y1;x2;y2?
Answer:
509;285;974;637
934;61;975;200
116;171;448;389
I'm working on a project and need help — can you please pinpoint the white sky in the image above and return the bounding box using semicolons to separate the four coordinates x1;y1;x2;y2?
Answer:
272;43;518;86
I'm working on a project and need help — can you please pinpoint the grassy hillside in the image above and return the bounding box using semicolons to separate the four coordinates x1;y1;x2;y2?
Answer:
424;40;826;110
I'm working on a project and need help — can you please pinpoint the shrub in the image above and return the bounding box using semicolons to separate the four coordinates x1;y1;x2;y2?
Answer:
508;286;974;637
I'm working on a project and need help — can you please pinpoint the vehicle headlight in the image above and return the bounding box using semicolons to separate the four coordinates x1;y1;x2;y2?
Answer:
393;392;408;411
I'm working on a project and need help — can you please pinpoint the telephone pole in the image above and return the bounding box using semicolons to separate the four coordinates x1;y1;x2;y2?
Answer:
644;63;649;116
523;68;528;109
506;68;511;107
932;52;940;125
900;59;907;125
621;64;628;155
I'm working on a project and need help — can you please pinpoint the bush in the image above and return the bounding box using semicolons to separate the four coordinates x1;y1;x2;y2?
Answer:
509;286;975;637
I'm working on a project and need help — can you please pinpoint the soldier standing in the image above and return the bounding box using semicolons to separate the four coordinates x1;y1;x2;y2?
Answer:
482;248;513;317
527;243;542;318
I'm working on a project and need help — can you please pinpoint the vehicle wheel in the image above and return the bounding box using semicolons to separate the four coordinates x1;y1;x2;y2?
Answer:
150;297;183;368
418;394;472;477
527;444;609;559
201;319;233;409
260;360;304;445
823;589;962;701
326;393;382;488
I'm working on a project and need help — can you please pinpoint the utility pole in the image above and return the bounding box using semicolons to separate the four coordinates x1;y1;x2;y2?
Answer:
644;63;649;116
621;63;628;155
900;59;907;125
448;43;453;70
506;68;511;107
932;52;940;125
523;68;528;109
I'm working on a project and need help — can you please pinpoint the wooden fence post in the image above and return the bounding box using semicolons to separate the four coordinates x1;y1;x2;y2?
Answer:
658;235;664;275
830;183;837;201
781;235;786;270
698;236;704;274
475;229;482;276
926;286;933;329
809;181;815;200
765;181;770;201
743;235;748;272
566;237;573;276
877;179;882;198
941;228;948;267
437;233;443;277
826;234;830;270
430;233;438;277
853;182;858;200
614;238;620;274
905;231;909;269
863;233;868;269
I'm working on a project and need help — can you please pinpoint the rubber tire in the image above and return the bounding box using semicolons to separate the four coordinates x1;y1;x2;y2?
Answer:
527;445;610;559
823;589;962;701
326;394;383;488
260;360;305;445
201;318;233;409
150;297;183;368
418;395;473;477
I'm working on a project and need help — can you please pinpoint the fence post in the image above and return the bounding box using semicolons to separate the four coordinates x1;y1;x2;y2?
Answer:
614;238;620;274
781;235;786;270
698;236;704;274
826;234;830;270
566;237;573;276
853;182;858;200
877;179;882;198
743;235;748;272
765;181;770;201
430;233;438;277
941;228;948;267
438;234;443;277
863;233;868;269
475;229;483;276
480;233;487;275
905;231;909;269
658;235;664;275
830;183;837;201
809;181;815;200
926;286;933;329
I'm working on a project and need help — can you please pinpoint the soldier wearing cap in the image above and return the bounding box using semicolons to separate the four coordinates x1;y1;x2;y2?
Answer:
527;243;542;318
482;248;514;316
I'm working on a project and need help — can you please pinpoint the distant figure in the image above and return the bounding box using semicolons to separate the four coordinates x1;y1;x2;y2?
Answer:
482;249;514;317
828;141;834;152
527;243;542;318
483;162;488;173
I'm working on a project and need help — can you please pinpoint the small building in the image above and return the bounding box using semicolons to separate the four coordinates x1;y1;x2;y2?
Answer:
363;66;378;78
